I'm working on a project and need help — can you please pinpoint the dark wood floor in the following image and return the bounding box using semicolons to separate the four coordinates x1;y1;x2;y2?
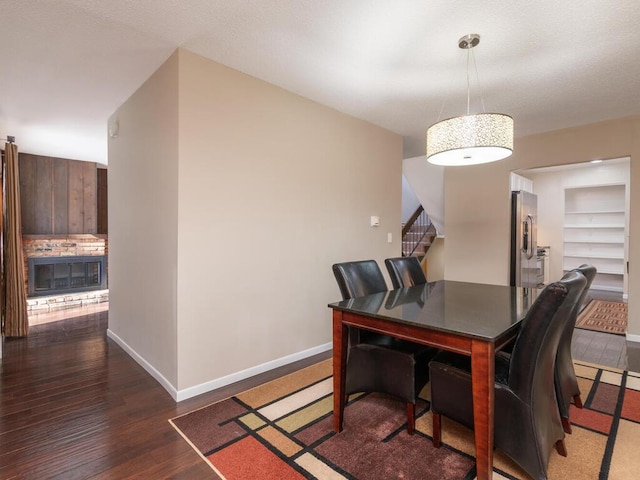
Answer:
1;291;636;478
0;311;328;479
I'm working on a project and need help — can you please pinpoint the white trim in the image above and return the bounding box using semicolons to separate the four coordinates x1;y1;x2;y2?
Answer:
175;342;332;402
107;328;179;399
563;180;627;190
106;328;332;402
589;285;624;293
626;333;640;344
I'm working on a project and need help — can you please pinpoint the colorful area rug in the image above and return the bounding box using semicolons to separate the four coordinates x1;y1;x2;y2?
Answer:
170;359;640;480
576;300;628;335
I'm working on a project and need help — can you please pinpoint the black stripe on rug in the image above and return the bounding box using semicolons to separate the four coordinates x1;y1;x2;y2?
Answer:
598;370;627;479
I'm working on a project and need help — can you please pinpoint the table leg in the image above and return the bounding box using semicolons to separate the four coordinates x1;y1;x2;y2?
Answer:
332;310;347;432
471;340;495;480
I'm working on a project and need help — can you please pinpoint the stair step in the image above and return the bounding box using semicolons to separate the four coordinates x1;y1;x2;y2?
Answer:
402;214;436;258
404;232;426;240
402;240;432;248
407;225;430;234
403;233;435;242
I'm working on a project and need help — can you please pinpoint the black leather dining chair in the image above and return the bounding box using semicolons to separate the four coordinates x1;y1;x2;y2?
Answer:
384;256;427;289
555;264;597;433
332;260;438;434
428;271;587;480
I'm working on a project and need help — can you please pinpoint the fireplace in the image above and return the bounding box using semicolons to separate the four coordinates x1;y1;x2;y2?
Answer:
27;255;107;297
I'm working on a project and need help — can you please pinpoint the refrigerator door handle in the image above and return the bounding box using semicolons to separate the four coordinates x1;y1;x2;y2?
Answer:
522;215;534;259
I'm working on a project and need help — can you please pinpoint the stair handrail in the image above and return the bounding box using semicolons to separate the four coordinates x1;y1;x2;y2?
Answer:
402;206;433;257
402;205;424;238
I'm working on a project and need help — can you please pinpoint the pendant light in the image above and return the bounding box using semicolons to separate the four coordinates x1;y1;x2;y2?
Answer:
426;34;514;166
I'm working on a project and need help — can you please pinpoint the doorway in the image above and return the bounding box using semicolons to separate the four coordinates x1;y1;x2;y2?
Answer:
512;157;630;298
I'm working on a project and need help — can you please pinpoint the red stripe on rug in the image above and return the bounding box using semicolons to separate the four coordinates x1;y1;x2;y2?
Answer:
207;436;306;480
621;388;640;423
569;404;612;434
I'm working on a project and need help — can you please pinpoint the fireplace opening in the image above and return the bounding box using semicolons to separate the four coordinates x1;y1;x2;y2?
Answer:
28;256;107;297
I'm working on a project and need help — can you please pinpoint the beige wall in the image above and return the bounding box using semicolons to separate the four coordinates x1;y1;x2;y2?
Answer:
444;116;640;337
108;48;403;396
107;52;180;385
425;236;444;282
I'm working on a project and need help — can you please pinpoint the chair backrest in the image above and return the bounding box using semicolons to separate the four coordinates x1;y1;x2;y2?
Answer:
384;256;427;289
554;264;597;414
508;271;587;401
572;264;597;311
557;264;597;341
332;260;387;300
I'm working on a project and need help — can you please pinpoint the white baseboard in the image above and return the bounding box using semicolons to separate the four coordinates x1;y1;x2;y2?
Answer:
106;328;332;402
107;328;179;399
175;342;332;402
590;285;624;293
626;333;640;344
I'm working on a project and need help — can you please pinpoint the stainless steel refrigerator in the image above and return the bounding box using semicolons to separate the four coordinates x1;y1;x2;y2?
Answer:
510;191;539;287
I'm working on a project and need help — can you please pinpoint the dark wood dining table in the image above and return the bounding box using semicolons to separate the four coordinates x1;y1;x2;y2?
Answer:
328;280;540;480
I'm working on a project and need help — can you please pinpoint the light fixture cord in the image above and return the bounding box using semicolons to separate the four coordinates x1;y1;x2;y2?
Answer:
470;47;487;113
436;49;465;122
436;71;454;122
466;47;471;115
437;40;487;120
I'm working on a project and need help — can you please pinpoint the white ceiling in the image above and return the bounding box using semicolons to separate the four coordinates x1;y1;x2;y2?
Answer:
2;1;640;165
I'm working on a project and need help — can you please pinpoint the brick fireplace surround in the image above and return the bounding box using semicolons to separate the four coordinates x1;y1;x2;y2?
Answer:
22;235;108;314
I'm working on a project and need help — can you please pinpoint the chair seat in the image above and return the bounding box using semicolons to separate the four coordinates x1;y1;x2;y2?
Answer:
347;342;436;403
494;350;513;385
430;350;512;387
360;331;434;353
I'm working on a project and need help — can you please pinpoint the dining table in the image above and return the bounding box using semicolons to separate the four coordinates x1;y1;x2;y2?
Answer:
328;280;540;480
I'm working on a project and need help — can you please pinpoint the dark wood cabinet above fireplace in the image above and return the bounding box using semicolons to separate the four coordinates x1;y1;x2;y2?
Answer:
19;153;107;235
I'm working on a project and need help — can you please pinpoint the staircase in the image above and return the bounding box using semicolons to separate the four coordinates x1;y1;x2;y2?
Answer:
402;206;437;260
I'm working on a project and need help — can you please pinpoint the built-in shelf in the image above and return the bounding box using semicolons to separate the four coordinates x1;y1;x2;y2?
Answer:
564;240;623;245
564;224;625;229
563;254;624;260
565;210;624;215
563;184;626;292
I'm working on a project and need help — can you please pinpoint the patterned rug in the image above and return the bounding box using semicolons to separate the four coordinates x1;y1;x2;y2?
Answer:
576;300;628;335
170;359;640;480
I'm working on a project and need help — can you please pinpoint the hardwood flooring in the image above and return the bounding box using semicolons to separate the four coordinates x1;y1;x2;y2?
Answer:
1;289;636;478
0;311;328;479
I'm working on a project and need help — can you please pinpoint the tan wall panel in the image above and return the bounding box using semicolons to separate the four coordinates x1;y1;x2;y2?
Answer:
175;49;403;390
107;51;180;386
